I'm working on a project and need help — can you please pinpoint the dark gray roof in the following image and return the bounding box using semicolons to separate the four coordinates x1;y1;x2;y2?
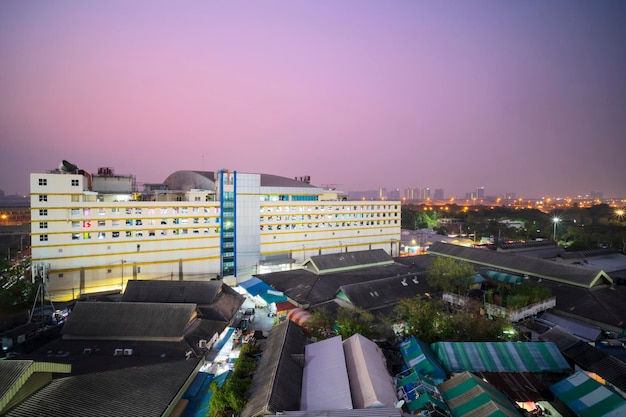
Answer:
532;280;626;332
241;320;307;417
428;242;610;288
122;280;244;322
259;262;419;307
539;327;626;393
338;272;431;312
260;173;316;188
303;249;393;274
6;359;201;417
62;302;197;341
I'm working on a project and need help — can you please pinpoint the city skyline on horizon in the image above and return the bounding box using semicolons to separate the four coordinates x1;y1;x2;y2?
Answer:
2;1;625;199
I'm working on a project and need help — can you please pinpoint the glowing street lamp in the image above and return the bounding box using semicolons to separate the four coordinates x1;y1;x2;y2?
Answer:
552;217;561;241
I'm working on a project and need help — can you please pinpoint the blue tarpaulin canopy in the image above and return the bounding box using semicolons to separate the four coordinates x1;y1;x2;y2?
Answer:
239;277;287;304
485;270;523;284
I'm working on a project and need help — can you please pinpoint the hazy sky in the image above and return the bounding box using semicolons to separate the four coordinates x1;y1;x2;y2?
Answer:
1;1;625;198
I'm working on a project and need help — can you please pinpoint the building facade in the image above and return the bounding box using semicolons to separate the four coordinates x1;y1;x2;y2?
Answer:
30;167;401;301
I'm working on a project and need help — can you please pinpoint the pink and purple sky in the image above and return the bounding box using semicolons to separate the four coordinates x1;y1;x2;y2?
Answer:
1;1;625;198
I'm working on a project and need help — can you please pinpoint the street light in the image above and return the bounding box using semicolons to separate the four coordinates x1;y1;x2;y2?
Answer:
121;259;127;289
552;217;561;241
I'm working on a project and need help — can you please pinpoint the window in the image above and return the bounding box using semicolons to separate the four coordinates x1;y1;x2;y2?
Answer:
112;232;120;238
40;234;48;241
98;209;106;216
39;222;48;229
58;273;64;278
72;233;80;240
98;220;105;227
97;232;106;239
72;221;80;228
126;231;132;237
71;195;80;202
39;209;48;216
83;208;90;216
71;179;79;186
39;178;47;186
83;232;91;239
39;195;48;202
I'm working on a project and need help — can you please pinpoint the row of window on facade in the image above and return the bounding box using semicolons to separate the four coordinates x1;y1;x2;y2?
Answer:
36;206;221;216
38;178;80;186
260;219;398;231
261;212;397;222
260;204;398;213
55;266;142;279
38;227;224;242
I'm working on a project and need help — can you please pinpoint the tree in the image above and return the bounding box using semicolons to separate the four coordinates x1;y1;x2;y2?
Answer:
426;256;475;294
0;258;38;314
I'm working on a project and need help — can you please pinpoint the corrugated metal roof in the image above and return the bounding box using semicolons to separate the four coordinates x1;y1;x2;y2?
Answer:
550;371;626;417
5;359;201;417
304;249;393;275
301;336;352;410
343;334;398;409
438;371;522;417
431;342;571;373
398;337;446;384
62;302;197;341
428;242;611;288
241;320;307;417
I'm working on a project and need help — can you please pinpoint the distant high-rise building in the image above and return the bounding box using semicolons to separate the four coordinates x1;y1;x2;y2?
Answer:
379;187;387;200
590;191;603;201
388;188;400;201
477;187;485;200
434;189;444;201
418;187;431;201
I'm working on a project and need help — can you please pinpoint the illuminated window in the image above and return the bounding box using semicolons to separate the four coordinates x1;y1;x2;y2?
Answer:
83;208;90;216
39;234;48;241
83;232;91;239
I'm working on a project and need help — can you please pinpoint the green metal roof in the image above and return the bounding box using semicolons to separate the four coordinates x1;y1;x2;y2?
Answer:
550;371;626;417
431;341;571;373
438;372;522;417
484;270;523;284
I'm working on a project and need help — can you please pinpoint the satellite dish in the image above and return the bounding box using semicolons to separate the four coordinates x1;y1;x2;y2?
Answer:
395;399;405;409
60;160;78;172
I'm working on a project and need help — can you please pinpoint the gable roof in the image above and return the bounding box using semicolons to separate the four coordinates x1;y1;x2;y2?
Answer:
438;371;522;417
62;302;197;341
259;262;419;307
242;320;307;417
431;342;571;373
122;280;244;322
0;361;71;414
303;249;394;275
539;327;626;394
343;334;398;409
550;371;626;417
301;336;352;410
428;242;612;288
5;359;201;417
338;272;431;312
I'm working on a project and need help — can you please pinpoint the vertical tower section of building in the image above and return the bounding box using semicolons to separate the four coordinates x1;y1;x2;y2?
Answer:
218;170;236;278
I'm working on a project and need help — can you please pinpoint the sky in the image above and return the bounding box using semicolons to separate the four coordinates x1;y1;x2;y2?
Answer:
1;1;625;199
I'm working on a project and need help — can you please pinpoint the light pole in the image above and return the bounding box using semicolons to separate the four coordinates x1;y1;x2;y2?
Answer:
552;217;560;241
121;259;127;289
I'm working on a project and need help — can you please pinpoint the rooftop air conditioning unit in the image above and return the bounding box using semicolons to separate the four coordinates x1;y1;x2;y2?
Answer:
199;339;208;349
114;348;123;356
123;348;133;356
83;348;92;355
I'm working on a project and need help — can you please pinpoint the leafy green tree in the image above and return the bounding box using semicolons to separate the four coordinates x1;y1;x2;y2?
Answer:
0;258;38;314
426;256;475;294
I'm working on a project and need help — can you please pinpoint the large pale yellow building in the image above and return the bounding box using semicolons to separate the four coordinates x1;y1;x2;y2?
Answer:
30;164;401;301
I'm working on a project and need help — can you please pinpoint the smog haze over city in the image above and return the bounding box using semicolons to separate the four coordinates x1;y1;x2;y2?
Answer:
1;1;625;199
